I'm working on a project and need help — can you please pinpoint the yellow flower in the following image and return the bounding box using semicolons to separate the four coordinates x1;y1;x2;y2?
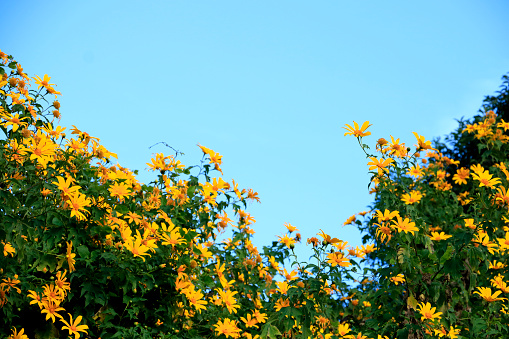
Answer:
367;157;394;175
240;313;259;328
490;274;509;293
337;322;351;336
2;113;28;132
183;288;208;313
326;251;351;267
8;327;28;339
343;121;372;137
40;299;65;323
198;144;223;165
2;242;15;257
277;234;295;248
473;287;507;302
28;134;57;168
412;132;434;150
472;232;498;254
434;326;460;339
406;164;424;178
343;214;357;226
108;182;131;202
495;186;509;206
59;313;89;339
401;190;423;205
392;216;418;235
55;270;71;296
124;231;152;262
452;167;469;185
463;218;476;230
315;315;330;329
252;309;267;323
160;223;185;248
274;281;289;295
53;176;81;197
375;222;393;243
27;290;43;309
490;260;506;269
274;297;290;311
389;135;408;158
213;318;242;338
66;241;76;272
471;168;501;188
416;302;442;321
390;274;405;285
215;288;240;314
345;333;368;339
43;283;65;303
318;229;342;245
429;232;452;241
375;209;399;223
33;74;56;90
67;191;91;220
360;244;376;254
284;222;298;233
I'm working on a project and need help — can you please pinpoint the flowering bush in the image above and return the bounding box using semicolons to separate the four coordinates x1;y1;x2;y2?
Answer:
1;49;509;339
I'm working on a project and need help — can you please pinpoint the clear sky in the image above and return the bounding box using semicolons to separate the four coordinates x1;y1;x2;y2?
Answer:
3;1;508;262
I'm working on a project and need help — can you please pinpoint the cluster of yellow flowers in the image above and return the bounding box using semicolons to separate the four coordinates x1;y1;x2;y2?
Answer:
0;51;263;338
3;47;509;338
342;116;509;337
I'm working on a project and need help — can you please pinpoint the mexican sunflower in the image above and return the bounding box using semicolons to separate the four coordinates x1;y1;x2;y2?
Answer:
416;302;442;321
343;121;372;137
213;318;242;338
59;313;89;339
473;287;507;302
367;157;394;175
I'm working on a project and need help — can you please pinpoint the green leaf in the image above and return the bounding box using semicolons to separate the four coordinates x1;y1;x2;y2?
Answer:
187;185;196;197
472;317;486;334
260;323;282;339
52;216;63;227
440;244;454;265
77;245;90;259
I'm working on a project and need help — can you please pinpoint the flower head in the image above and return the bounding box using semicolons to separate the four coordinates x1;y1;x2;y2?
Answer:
416;302;442;321
343;121;372;137
213;318;242;338
59;313;89;339
367;157;394;175
429;232;452;241
473;287;507;302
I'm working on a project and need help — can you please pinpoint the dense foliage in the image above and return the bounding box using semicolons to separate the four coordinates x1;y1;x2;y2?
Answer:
1;49;509;339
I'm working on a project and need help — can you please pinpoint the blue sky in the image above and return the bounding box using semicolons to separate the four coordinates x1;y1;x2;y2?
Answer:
3;1;509;262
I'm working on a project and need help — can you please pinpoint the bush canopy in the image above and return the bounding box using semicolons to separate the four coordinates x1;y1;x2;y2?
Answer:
1;49;509;339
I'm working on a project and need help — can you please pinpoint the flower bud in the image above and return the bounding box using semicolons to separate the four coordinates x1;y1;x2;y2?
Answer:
53;101;60;109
